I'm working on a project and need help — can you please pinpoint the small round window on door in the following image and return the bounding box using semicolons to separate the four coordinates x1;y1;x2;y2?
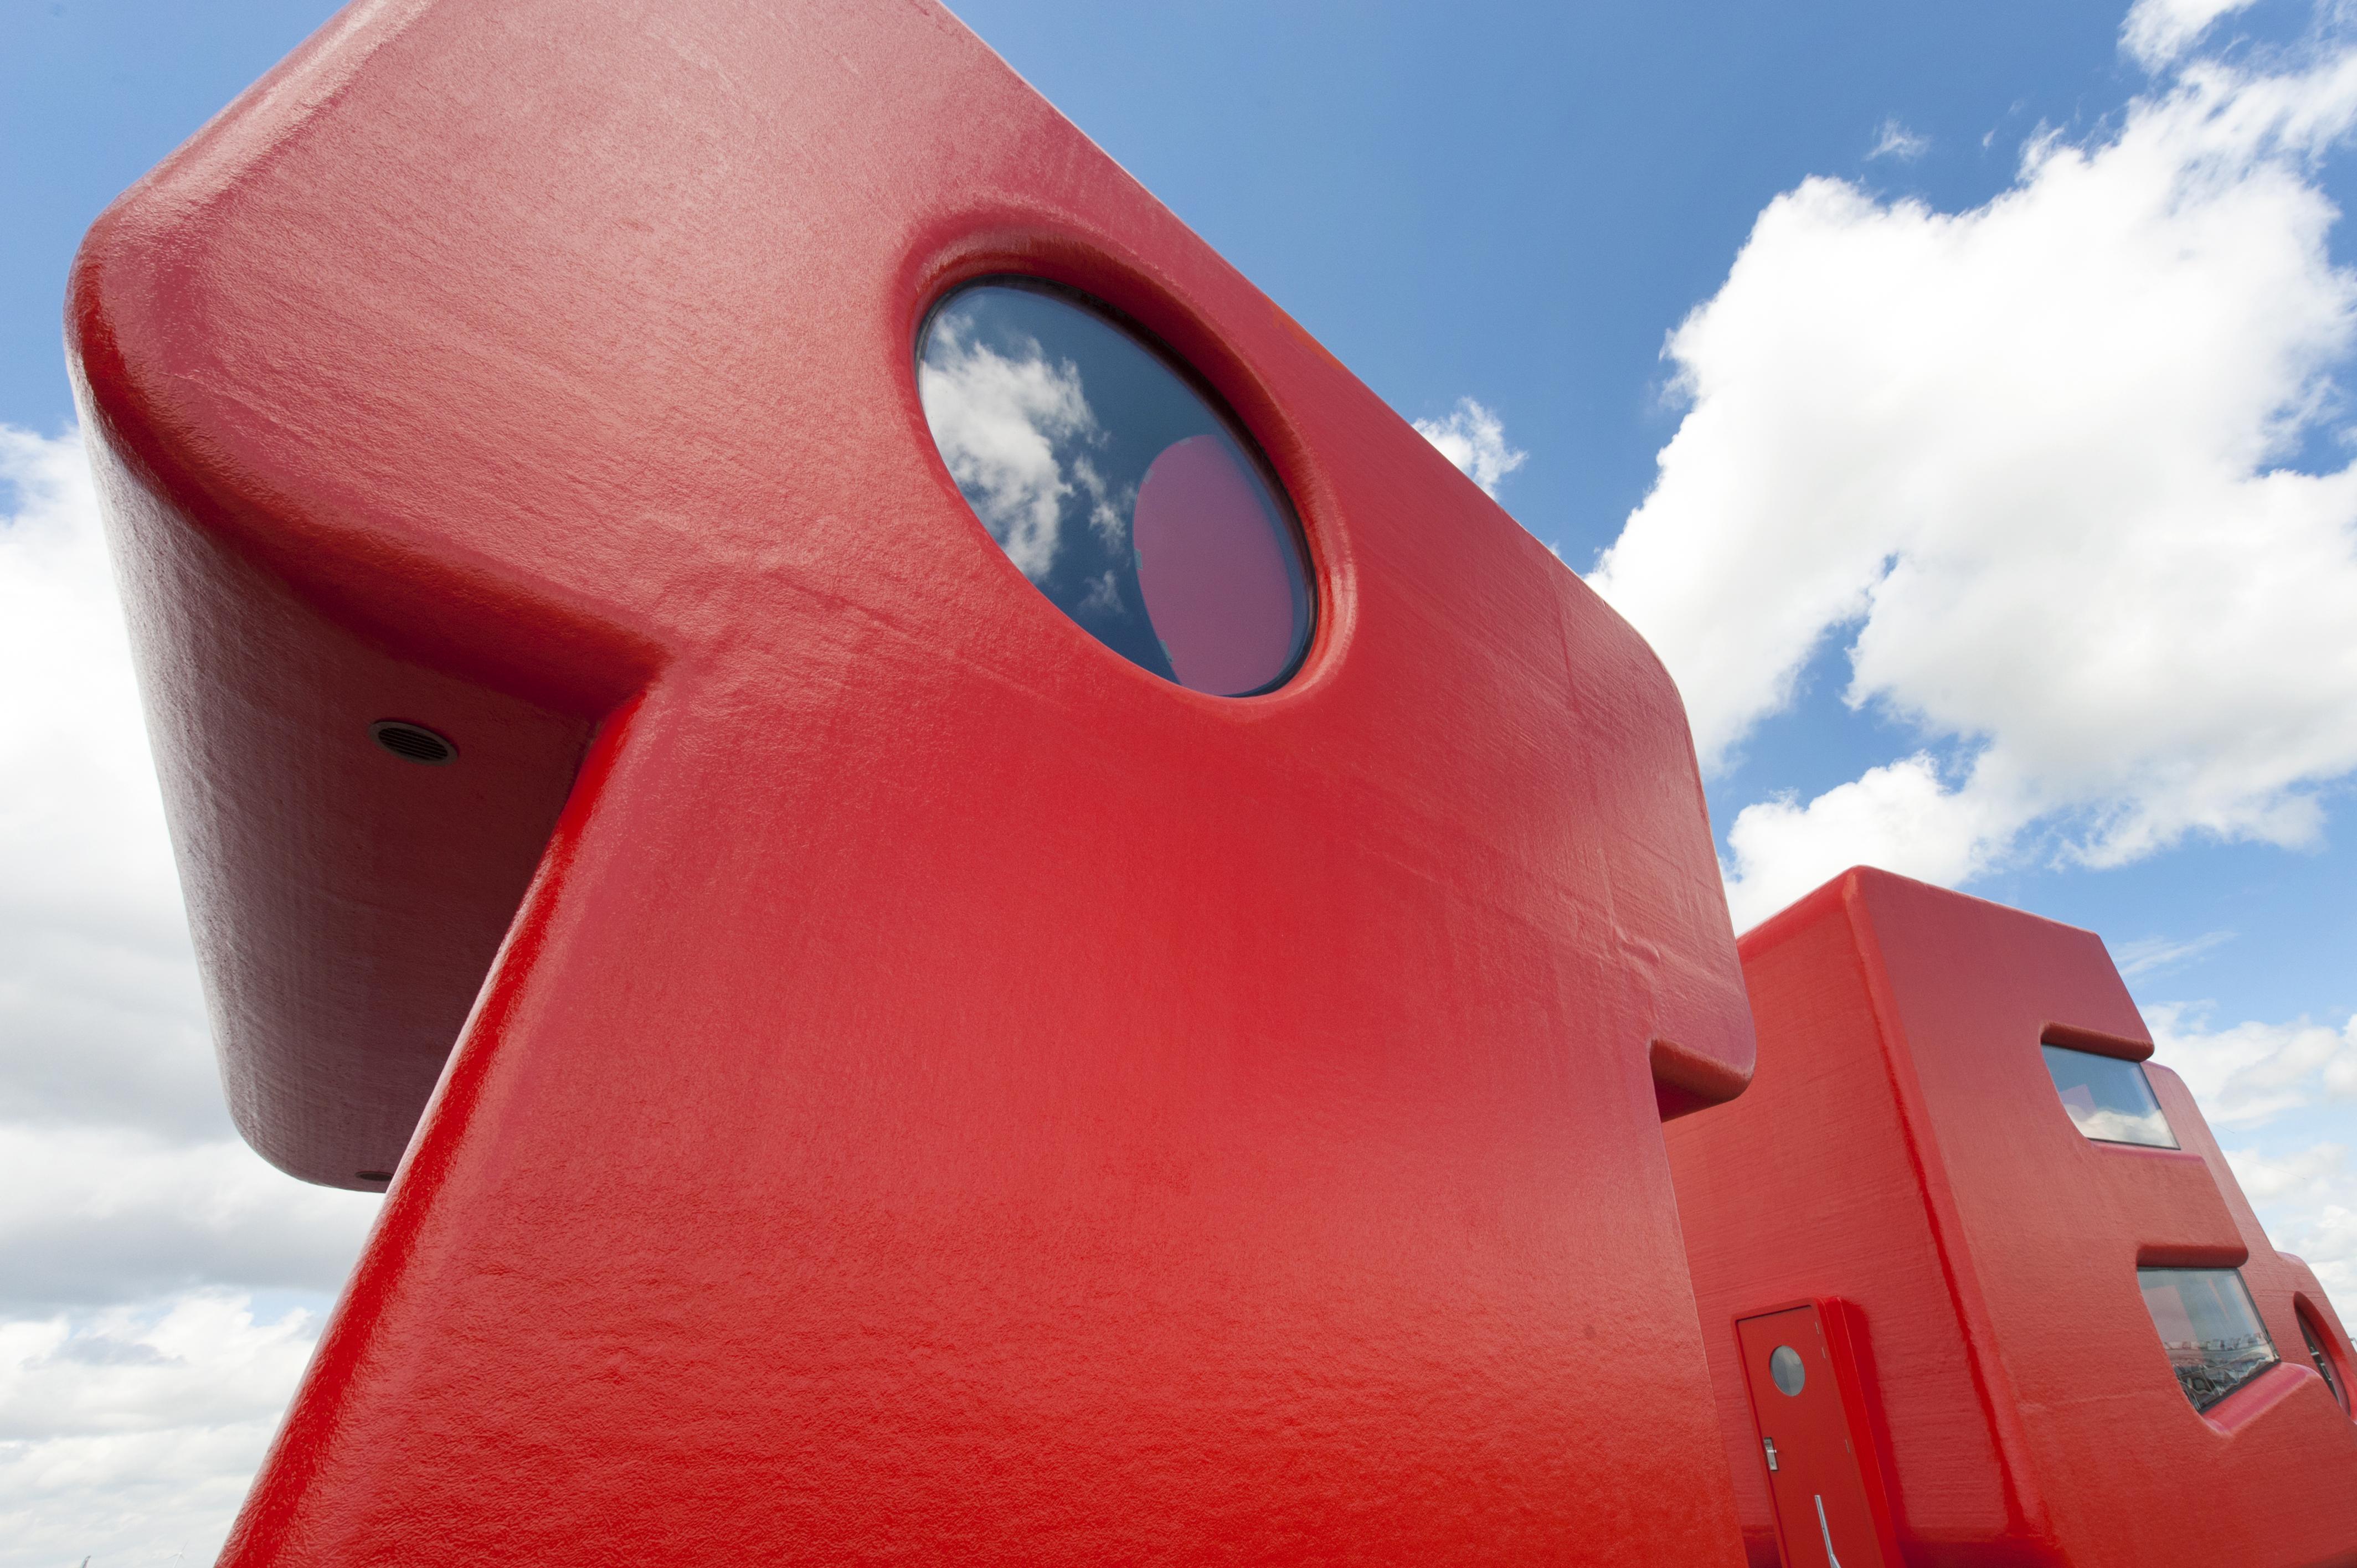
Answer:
1770;1345;1807;1396
918;278;1314;697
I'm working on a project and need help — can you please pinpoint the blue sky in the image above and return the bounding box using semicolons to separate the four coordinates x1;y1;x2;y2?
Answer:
939;0;2357;1034
3;2;2354;1561
4;1;2348;1022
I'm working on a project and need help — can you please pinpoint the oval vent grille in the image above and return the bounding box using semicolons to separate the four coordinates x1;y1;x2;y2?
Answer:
370;720;457;766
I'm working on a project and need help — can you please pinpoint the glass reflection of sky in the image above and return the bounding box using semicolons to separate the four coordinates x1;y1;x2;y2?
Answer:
917;279;1311;696
2042;1045;2178;1148
2138;1267;2279;1412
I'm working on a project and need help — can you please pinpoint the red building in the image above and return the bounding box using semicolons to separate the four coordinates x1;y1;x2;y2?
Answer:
1668;868;2357;1568
70;1;1758;1562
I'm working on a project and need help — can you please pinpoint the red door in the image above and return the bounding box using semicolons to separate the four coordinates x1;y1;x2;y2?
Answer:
1737;1306;1892;1568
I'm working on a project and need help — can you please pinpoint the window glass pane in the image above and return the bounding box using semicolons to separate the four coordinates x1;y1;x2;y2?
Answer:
2042;1045;2177;1147
2138;1268;2279;1412
2301;1312;2349;1415
917;278;1313;697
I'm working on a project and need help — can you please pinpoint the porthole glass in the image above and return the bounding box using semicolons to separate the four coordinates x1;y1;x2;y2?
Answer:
918;278;1313;697
1769;1345;1807;1396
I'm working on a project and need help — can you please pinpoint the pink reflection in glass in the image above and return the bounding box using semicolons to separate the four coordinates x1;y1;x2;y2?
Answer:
1132;435;1305;697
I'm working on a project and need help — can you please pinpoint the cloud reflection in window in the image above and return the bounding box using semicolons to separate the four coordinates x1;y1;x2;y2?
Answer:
917;280;1312;697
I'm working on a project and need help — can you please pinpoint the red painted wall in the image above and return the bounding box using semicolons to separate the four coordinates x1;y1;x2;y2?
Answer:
69;1;1757;1561
1669;869;2357;1567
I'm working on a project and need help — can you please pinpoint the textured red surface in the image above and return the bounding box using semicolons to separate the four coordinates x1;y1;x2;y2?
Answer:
1668;869;2357;1568
69;1;1755;1560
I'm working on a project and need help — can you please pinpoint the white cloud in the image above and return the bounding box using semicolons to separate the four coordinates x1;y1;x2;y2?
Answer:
2157;1005;2357;1307
1077;569;1123;618
917;322;1103;580
0;429;225;1142
1414;396;1528;498
2221;1141;2357;1298
2147;1002;2357;1125
2224;1138;2349;1204
0;1292;325;1568
2112;929;2236;978
2273;1199;2357;1298
1720;755;2021;929
1591;39;2357;917
2123;0;2263;69
0;1125;377;1312
1869;118;1931;161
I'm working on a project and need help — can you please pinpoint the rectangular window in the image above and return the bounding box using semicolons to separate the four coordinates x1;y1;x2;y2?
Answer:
2043;1044;2178;1147
2139;1268;2279;1412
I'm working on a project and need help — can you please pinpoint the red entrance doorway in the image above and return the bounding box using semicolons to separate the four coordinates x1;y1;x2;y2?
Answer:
1736;1304;1898;1568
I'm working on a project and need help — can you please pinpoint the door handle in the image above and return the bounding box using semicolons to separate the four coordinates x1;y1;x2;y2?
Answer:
1814;1494;1843;1568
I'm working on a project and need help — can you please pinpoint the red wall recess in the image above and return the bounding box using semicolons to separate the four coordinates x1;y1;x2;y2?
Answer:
68;2;1757;1562
1668;869;2357;1568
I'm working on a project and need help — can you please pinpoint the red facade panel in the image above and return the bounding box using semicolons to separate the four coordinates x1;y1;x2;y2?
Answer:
1669;868;2357;1567
70;1;1756;1561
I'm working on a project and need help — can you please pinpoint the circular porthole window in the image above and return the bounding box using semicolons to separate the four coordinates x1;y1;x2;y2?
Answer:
917;278;1313;697
1770;1345;1807;1396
